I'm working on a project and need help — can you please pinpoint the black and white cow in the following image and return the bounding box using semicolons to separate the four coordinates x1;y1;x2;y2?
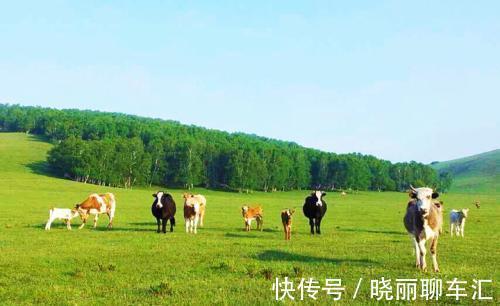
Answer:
152;191;176;233
303;191;327;235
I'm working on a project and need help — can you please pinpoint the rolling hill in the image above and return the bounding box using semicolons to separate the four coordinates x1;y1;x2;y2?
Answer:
431;149;499;194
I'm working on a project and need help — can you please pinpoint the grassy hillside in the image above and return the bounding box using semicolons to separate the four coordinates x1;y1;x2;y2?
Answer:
432;150;499;194
0;133;498;305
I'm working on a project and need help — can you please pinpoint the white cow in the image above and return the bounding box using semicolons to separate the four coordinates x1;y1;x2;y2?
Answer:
450;209;469;237
45;208;79;230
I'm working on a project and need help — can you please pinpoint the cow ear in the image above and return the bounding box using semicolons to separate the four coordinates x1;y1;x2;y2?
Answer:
409;191;417;198
432;192;439;199
322;192;327;197
152;193;156;197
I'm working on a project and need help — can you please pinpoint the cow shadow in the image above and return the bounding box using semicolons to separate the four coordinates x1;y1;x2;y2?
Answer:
27;223;156;232
336;228;405;236
128;222;154;226
256;250;377;265
225;232;260;239
92;226;154;232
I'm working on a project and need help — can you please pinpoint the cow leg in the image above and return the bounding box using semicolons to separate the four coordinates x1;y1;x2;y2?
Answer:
413;238;420;268
161;218;167;233
199;208;204;227
66;219;72;230
107;212;113;229
185;219;190;233
461;220;465;237
430;237;439;272
309;218;315;235
193;215;199;234
259;218;263;231
93;214;98;228
417;239;427;271
45;216;55;230
283;224;287;240
316;217;322;235
169;217;175;232
156;218;161;233
79;214;88;229
450;223;454;237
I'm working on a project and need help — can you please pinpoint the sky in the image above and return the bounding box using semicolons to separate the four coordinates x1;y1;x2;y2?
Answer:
1;1;499;163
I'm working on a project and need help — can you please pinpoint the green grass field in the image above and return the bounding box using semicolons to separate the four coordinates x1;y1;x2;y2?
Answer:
0;133;498;305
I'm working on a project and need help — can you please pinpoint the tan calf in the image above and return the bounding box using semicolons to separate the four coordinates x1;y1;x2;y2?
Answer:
241;206;263;231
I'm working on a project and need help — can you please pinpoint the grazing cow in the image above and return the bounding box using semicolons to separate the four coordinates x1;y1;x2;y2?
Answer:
152;191;176;233
474;201;480;209
302;191;327;235
183;193;207;227
241;205;263;231
45;207;79;230
341;191;347;196
450;209;469;237
404;186;443;272
75;193;116;229
281;209;295;240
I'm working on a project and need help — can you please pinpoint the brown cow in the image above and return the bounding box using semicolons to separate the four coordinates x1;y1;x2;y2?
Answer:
281;209;295;240
404;186;443;272
75;193;116;229
241;205;263;231
184;201;200;234
183;193;207;227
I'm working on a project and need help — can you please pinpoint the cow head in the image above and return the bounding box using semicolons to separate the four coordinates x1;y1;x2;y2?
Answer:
462;208;469;218
153;191;164;209
312;191;326;206
70;208;80;218
241;206;249;217
287;209;295;216
409;185;439;217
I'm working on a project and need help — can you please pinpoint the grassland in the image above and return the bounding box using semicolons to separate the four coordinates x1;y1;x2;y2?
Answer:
0;133;498;305
432;149;499;194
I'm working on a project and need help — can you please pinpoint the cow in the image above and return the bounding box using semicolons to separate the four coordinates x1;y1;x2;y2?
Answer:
241;205;263;231
184;201;200;234
152;191;176;233
75;193;116;229
45;207;79;230
474;201;480;209
403;186;443;272
450;209;469;237
281;209;295;240
183;193;207;227
302;191;327;235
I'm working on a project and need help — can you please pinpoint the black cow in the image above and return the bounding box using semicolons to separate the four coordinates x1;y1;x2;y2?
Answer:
152;191;176;233
303;191;327;234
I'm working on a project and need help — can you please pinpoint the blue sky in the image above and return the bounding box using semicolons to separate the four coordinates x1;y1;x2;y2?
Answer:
1;1;499;163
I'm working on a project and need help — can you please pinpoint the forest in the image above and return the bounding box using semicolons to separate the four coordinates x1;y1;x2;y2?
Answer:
0;104;452;192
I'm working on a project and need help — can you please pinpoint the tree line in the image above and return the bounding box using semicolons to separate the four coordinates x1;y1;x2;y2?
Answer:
0;104;453;192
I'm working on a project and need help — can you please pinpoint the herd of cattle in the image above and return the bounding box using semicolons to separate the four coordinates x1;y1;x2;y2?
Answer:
44;187;473;272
